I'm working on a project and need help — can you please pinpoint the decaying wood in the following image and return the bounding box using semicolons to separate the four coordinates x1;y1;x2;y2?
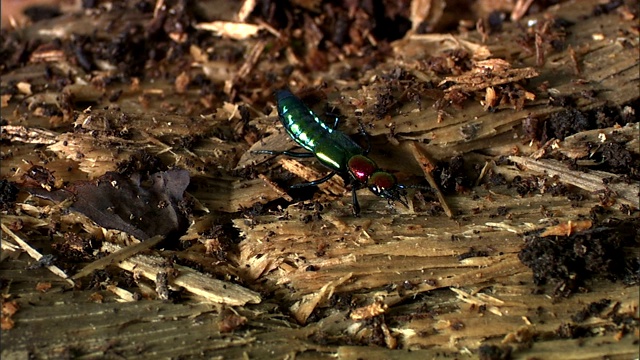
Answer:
408;142;453;217
100;242;261;306
1;0;638;358
258;173;294;202
190;176;283;212
233;185;586;308
509;156;640;208
376;1;639;161
552;122;639;160
278;158;347;196
71;235;165;280
1;223;74;286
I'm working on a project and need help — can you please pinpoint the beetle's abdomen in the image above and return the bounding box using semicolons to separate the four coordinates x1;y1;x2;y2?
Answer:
277;90;335;153
276;89;364;173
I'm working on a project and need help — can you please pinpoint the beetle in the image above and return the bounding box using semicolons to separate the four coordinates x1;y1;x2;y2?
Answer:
254;89;414;216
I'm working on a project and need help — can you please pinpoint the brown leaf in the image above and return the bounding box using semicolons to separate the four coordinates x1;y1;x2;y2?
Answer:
29;170;191;240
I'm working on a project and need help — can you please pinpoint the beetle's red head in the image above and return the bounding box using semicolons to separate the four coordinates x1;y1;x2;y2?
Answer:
367;171;408;206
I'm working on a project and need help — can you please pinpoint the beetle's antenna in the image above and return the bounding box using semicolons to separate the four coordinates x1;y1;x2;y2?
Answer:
398;184;432;191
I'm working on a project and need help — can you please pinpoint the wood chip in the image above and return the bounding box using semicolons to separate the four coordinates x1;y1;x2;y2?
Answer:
540;220;593;237
279;158;346;196
237;0;257;22
72;235;165;280
0;125;59;145
291;273;352;324
258;174;293;202
441;61;539;93
101;242;261;306
195;21;261;40
350;301;387;321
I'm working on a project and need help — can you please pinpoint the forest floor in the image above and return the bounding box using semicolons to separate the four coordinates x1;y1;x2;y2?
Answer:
1;0;638;359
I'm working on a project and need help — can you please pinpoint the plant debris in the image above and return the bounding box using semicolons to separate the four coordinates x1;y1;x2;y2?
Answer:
28;169;191;240
0;0;638;358
519;218;639;297
0;180;19;211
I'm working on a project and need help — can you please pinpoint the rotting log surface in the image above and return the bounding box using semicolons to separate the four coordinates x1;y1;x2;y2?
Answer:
1;0;638;359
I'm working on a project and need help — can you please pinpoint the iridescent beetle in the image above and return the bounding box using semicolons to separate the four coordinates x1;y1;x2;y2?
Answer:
254;89;414;216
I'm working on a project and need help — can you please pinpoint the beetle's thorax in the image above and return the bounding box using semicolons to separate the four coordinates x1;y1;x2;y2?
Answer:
347;154;378;182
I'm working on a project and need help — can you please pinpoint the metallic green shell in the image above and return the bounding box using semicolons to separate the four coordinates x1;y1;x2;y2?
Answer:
276;90;363;172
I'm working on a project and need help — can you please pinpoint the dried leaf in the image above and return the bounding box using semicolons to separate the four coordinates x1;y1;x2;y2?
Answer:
29;170;191;240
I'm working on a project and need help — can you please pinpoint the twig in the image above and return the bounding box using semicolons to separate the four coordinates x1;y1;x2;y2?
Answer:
409;142;454;218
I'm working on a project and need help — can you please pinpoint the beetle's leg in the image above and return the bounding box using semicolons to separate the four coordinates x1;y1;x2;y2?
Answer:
395;196;409;208
252;150;315;158
351;182;361;217
387;185;410;208
290;171;337;188
324;106;341;130
357;122;372;155
331;115;340;129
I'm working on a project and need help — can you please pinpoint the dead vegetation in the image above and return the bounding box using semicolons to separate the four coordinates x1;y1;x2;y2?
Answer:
1;0;638;358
